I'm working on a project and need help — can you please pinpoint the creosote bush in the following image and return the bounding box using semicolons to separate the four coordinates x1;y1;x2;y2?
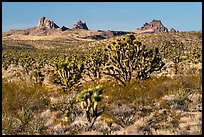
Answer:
139;109;182;135
2;79;50;135
97;73;202;128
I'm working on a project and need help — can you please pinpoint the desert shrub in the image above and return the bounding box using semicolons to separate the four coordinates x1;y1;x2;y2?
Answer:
2;79;50;135
167;88;193;111
2;115;21;135
102;77;170;105
50;92;81;124
177;71;202;94
160;73;202;112
103;34;164;86
2;113;48;135
139;109;182;135
99;77;172;128
99;71;201;128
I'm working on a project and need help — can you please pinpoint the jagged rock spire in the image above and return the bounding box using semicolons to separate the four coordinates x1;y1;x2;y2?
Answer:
140;19;168;33
37;17;60;29
72;20;89;30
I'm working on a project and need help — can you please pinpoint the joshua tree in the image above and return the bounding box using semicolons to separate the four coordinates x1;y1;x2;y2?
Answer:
83;49;108;84
103;34;164;86
160;40;185;74
76;85;104;130
32;69;44;85
105;119;113;135
52;55;84;92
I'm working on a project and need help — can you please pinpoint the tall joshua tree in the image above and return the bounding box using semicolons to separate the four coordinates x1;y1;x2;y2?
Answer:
104;34;164;86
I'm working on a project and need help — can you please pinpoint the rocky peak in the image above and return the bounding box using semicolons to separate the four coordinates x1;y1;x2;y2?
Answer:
72;20;89;30
140;19;168;33
37;17;60;29
169;28;178;33
61;26;69;31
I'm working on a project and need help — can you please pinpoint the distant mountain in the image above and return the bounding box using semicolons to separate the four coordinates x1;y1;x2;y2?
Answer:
132;19;178;34
2;17;180;40
2;17;132;40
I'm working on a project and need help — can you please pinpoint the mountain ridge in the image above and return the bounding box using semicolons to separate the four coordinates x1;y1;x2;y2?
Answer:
3;17;181;40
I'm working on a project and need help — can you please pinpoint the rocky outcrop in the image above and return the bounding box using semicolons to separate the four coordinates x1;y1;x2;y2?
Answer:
139;19;168;33
61;26;69;31
169;28;179;33
110;30;131;37
72;20;89;30
84;35;107;40
84;30;131;40
38;17;60;29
